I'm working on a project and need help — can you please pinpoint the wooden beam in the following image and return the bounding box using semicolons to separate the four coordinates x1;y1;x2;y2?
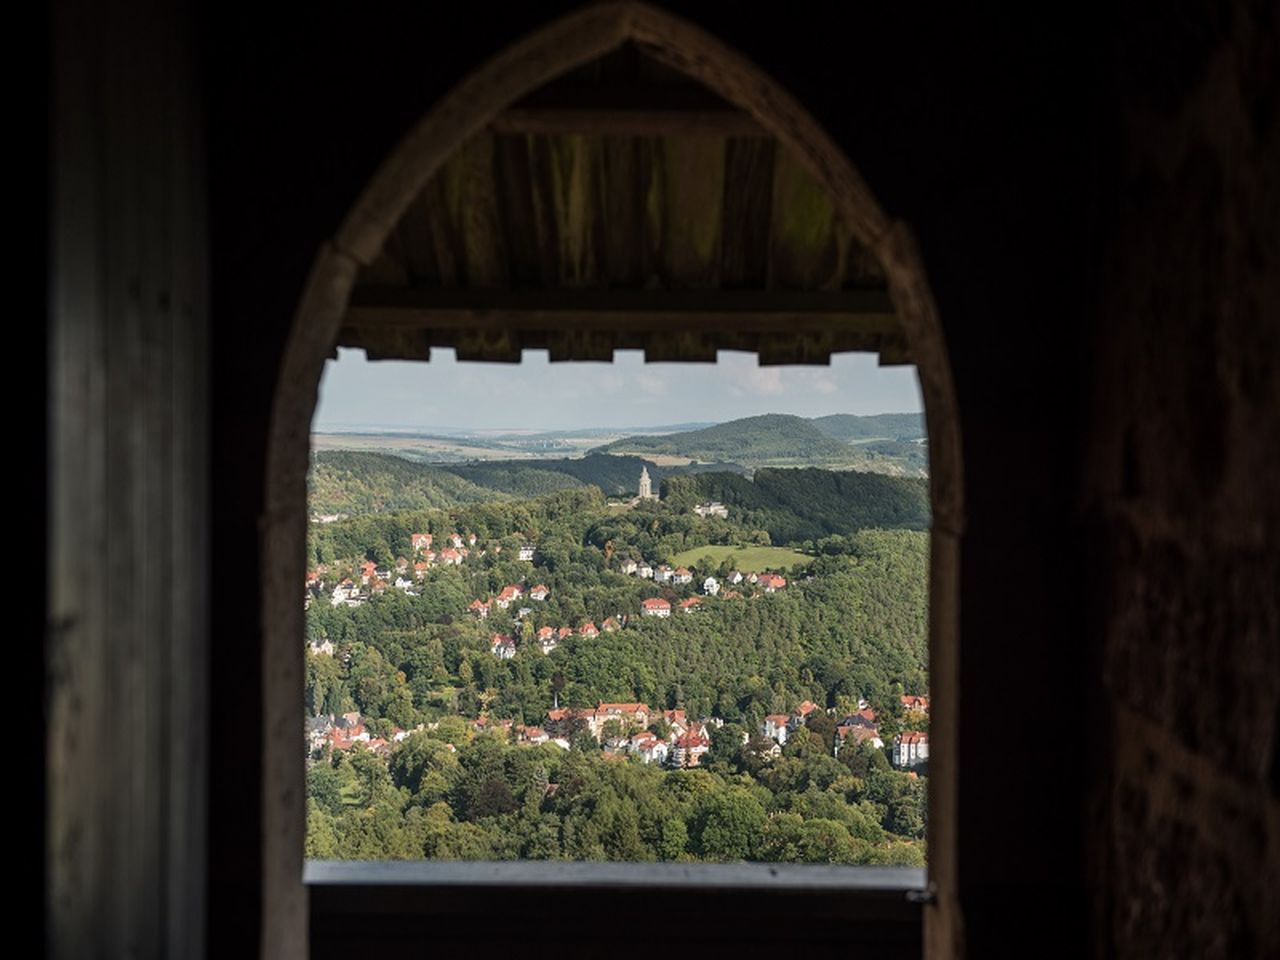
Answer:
343;285;899;335
490;108;766;138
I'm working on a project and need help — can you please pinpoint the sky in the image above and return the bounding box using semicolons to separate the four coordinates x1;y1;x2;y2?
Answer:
313;348;922;433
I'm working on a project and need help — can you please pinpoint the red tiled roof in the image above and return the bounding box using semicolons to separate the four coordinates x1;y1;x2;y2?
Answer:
642;598;671;610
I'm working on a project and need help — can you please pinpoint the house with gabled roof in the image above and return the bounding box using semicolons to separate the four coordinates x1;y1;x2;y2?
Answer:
601;617;620;632
469;598;490;619
758;573;787;592
410;532;433;552
673;567;693;585
489;634;516;659
641;597;671;617
679;597;701;612
763;714;790;745
579;621;599;638
528;584;549;601
637;562;654;579
619;558;638;575
893;731;929;768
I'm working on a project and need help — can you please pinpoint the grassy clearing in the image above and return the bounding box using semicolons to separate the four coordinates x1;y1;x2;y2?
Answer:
666;543;812;572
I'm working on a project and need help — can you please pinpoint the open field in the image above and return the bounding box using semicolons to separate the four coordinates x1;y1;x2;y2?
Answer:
666;544;813;572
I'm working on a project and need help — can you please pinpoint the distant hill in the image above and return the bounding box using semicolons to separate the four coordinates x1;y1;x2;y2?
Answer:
592;413;859;466
811;413;925;442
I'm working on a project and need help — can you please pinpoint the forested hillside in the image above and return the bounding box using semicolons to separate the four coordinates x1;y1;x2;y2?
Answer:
662;469;930;543
309;451;746;517
305;435;933;867
592;414;857;465
308;451;511;516
811;413;925;442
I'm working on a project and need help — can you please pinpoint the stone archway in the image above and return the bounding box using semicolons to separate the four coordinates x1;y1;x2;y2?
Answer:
263;4;964;957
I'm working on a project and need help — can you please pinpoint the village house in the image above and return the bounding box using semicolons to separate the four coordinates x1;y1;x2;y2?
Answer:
517;543;536;562
448;533;465;549
329;711;371;751
670;729;710;767
619;558;638;575
515;606;532;619
393;576;417;594
308;638;335;657
413;561;429;580
330;579;363;607
579;622;599;638
673;567;693;585
637;562;654;579
835;723;885;754
410;532;433;552
438;548;463;566
745;571;759;584
557;626;574;641
893;731;929;768
703;576;719;595
641;597;671;618
394;557;409;574
528;584;549;601
679;597;701;613
654;565;673;583
758;573;787;593
692;501;729;519
763;714;791;745
468;599;490;619
628;732;669;765
305;716;332;755
358;560;377;584
537;627;558;655
726;570;744;584
489;634;516;660
901;694;930;715
494;585;523;609
601;617;620;632
520;726;550;746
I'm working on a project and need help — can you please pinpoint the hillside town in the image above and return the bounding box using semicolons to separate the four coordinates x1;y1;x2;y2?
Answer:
307;692;929;771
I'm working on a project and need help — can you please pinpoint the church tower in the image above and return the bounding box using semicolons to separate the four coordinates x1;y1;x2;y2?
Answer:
638;466;654;500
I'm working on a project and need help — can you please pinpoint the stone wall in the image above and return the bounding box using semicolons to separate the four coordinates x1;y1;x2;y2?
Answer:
1086;3;1280;955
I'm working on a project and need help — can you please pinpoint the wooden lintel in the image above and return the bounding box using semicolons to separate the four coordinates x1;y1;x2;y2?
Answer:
344;286;899;336
490;108;767;138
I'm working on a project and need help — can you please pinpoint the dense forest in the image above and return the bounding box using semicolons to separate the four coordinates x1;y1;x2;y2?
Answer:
810;413;925;442
305;463;932;866
662;469;930;543
309;451;743;517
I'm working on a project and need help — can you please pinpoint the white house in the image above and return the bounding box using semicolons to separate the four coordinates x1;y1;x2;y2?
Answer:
727;570;744;584
518;543;536;562
619;558;638;575
703;576;720;596
672;567;693;585
763;714;790;745
641;598;671;618
490;634;517;660
892;731;929;768
654;565;673;583
528;584;550;601
692;501;729;519
637;562;654;579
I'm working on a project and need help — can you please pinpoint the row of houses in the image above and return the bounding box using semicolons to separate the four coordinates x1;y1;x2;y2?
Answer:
306;711;421;758
469;582;551;620
411;531;536;563
761;695;931;769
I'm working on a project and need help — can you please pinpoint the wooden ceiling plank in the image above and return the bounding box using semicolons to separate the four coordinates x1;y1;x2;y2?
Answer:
454;134;508;288
661;135;725;288
719;138;776;288
768;147;844;291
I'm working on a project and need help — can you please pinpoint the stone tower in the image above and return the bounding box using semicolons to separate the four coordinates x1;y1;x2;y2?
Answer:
638;466;653;500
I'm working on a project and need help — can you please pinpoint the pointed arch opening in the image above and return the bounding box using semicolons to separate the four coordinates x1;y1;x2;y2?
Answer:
264;5;963;957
